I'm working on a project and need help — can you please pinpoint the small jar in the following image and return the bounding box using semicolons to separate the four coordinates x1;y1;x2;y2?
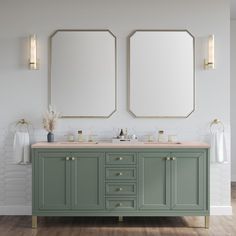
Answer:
67;133;74;142
148;134;154;142
168;134;178;143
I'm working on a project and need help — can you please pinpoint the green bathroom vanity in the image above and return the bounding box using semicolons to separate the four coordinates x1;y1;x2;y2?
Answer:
31;142;210;228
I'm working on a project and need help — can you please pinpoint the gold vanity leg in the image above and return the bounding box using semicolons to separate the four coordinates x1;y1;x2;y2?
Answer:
32;216;37;229
205;216;210;229
118;216;123;222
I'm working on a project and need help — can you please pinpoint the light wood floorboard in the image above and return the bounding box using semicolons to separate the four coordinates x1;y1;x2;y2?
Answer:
0;183;236;236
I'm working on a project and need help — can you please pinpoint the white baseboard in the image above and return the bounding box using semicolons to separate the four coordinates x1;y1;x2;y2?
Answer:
210;206;232;215
231;175;236;182
0;206;31;215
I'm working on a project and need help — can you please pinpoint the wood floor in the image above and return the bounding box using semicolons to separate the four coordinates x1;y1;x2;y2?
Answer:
1;184;236;236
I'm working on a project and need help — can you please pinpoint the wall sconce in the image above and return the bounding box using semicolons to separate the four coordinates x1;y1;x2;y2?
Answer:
29;34;39;70
204;35;215;69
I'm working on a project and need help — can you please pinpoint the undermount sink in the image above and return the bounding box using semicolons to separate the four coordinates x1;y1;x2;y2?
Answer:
58;141;99;145
144;142;181;144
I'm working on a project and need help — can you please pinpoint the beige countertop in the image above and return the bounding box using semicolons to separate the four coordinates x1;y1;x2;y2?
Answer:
31;141;210;149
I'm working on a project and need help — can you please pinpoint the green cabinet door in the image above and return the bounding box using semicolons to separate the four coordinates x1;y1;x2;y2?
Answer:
38;152;71;210
71;153;104;210
171;152;206;210
139;153;171;210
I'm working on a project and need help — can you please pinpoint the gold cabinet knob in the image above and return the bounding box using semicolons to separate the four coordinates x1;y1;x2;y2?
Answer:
66;157;70;161
116;188;123;192
117;172;123;176
71;157;75;161
171;157;176;161
116;203;123;207
117;157;123;161
166;157;171;161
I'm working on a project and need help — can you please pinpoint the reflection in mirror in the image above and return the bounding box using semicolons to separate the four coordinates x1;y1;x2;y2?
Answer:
50;30;116;118
129;30;195;118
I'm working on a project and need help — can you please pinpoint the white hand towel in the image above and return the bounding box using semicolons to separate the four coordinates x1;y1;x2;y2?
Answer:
210;130;227;163
13;131;30;164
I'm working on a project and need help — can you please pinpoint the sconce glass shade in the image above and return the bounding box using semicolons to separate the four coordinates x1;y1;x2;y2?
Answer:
29;34;39;70
204;35;215;69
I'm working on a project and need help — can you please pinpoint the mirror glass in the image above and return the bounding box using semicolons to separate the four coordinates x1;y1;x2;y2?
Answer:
129;30;195;118
50;30;116;118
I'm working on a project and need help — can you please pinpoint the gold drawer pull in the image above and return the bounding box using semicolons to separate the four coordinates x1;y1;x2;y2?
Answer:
171;157;176;161
166;157;171;161
116;172;123;176
117;157;123;161
116;188;123;192
71;157;75;161
116;203;123;207
66;157;70;161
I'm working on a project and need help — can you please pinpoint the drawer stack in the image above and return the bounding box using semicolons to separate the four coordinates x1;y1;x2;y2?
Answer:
105;152;137;211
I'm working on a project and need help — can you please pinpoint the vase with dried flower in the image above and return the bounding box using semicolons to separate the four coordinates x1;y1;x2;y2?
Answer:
43;105;60;142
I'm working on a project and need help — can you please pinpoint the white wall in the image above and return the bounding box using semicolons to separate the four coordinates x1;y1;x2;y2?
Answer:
231;20;236;181
0;0;231;215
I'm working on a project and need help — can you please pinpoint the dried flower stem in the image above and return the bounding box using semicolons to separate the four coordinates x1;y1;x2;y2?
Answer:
43;106;60;133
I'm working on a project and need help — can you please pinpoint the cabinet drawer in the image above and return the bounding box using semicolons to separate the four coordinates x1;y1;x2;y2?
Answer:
106;153;136;165
106;168;136;180
106;198;136;211
106;183;136;195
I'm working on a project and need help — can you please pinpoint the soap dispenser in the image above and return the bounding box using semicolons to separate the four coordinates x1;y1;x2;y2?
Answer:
119;129;125;139
78;130;83;142
158;130;165;143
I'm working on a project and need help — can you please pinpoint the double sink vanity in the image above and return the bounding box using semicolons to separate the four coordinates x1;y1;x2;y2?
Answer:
31;28;210;228
31;141;210;228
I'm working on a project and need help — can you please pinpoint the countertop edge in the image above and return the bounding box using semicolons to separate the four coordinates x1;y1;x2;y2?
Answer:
31;142;210;149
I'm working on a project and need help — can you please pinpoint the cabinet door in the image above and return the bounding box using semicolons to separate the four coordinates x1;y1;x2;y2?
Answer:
139;153;171;210
171;152;206;210
71;153;104;210
38;152;71;210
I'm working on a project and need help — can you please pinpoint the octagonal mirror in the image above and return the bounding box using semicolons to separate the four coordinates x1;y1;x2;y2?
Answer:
50;30;116;118
129;30;195;118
